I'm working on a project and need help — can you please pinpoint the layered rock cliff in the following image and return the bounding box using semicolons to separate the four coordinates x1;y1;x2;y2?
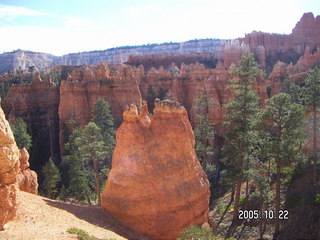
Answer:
58;63;142;151
102;100;210;239
0;104;20;229
2;73;60;174
1;13;318;74
1;12;319;187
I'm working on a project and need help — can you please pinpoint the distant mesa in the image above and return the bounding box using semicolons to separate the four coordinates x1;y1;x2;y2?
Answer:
0;13;319;74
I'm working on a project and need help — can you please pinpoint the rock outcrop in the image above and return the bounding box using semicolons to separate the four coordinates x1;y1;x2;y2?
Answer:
1;13;318;74
58;63;142;152
102;100;210;239
2;73;60;173
0;105;20;229
17;148;38;194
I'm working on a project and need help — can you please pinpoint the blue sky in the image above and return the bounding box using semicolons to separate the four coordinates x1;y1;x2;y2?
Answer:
0;0;319;55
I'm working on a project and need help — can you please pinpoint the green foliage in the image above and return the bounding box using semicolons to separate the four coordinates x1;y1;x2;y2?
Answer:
65;99;115;203
222;52;262;181
49;69;63;87
66;122;108;204
92;98;115;167
282;166;296;184
178;225;234;240
262;93;305;166
303;65;320;182
194;89;215;173
216;200;233;214
239;195;246;206
315;194;320;204
303;66;320;108
75;122;108;168
11;117;32;150
42;158;61;199
147;85;156;112
178;225;214;240
65;127;92;201
158;86;168;100
67;227;97;240
7;67;31;85
281;77;303;104
0;81;11;98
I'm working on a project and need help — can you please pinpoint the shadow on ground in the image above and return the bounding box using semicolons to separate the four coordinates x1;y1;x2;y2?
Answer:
44;199;150;240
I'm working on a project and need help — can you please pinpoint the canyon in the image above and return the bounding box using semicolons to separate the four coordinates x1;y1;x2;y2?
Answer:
1;13;320;178
0;12;319;240
0;13;319;74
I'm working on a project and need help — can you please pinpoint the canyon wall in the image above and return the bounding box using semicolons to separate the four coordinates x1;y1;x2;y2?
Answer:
0;105;20;229
102;100;210;239
1;13;318;74
2;73;60;175
58;63;142;151
0;12;319;184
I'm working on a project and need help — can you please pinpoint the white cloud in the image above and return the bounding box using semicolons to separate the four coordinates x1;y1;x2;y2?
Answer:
0;25;118;56
123;5;162;17
0;5;47;21
64;16;94;28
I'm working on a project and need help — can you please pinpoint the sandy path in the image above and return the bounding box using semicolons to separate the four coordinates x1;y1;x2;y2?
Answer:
0;191;149;240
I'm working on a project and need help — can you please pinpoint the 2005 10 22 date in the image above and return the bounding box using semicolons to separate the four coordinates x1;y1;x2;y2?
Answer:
238;210;289;220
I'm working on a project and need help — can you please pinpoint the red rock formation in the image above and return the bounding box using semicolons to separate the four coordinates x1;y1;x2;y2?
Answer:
17;148;38;194
58;63;142;152
266;47;320;96
102;100;210;239
0;105;20;229
2;73;60;173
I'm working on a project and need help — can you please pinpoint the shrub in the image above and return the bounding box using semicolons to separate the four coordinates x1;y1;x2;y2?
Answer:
178;224;235;240
67;227;97;240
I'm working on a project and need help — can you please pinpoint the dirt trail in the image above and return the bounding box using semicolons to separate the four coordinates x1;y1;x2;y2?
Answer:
0;191;149;240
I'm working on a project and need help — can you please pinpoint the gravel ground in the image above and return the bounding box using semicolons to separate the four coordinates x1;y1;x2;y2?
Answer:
0;191;149;240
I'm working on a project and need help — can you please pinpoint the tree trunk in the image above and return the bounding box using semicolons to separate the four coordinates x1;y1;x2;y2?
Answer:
274;162;281;239
259;197;266;239
233;180;241;221
313;107;318;184
245;179;249;209
93;159;101;205
217;187;235;228
85;191;91;205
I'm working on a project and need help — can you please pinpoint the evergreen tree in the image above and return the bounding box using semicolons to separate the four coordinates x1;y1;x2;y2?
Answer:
303;66;320;183
281;77;303;104
222;52;262;221
42;158;61;199
194;89;215;173
262;93;305;237
65;128;92;202
11;117;32;150
92;98;115;168
74;122;108;205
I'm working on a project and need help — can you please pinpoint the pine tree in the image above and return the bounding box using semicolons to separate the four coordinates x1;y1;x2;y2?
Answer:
194;89;215;173
303;66;320;183
42;158;61;199
281;77;303;104
74;122;108;205
65;128;92;202
222;52;262;221
262;93;305;237
11;117;32;150
92;98;115;168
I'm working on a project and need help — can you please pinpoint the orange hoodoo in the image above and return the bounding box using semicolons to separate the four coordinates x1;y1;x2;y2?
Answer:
102;100;211;239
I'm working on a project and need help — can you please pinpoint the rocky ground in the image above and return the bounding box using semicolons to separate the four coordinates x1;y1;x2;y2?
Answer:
0;191;149;240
